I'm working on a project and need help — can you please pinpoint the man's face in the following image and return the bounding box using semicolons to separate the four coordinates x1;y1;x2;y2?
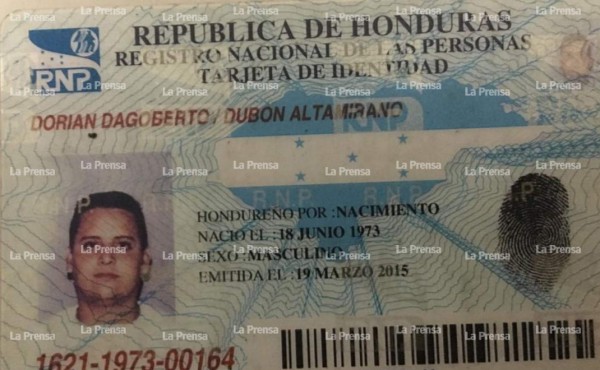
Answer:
67;207;151;304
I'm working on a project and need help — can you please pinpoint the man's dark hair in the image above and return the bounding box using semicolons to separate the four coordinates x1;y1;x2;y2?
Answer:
69;191;148;250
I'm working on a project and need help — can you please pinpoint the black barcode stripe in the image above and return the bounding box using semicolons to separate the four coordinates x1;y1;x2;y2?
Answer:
475;323;483;363
475;323;485;363
288;330;294;369
384;326;389;366
321;329;328;368
410;331;415;365
528;321;535;361
350;328;361;367
461;324;466;364
559;321;565;359
282;329;289;369
280;318;595;369
339;328;344;367
549;321;557;360
589;320;595;359
396;326;405;365
313;329;318;367
576;320;584;358
563;320;569;359
537;321;544;360
373;327;380;366
584;320;589;359
296;330;304;369
564;320;571;359
538;321;543;360
434;326;440;364
512;322;519;361
307;329;311;368
521;322;528;361
558;321;565;359
503;322;509;361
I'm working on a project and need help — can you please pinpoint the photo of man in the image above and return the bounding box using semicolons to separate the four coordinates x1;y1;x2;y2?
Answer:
66;191;153;325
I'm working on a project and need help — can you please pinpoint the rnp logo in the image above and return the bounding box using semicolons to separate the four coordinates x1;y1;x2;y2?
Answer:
29;27;101;93
32;68;100;93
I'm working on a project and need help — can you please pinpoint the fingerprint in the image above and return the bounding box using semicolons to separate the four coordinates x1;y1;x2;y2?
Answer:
498;173;570;292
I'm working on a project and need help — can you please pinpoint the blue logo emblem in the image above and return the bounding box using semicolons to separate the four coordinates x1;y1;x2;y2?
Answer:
29;27;101;93
70;28;99;57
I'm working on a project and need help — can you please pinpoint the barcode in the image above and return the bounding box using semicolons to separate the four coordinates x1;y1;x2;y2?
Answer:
279;319;595;368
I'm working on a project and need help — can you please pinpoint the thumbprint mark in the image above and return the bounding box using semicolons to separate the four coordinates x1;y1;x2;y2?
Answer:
88;132;97;139
498;173;570;292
